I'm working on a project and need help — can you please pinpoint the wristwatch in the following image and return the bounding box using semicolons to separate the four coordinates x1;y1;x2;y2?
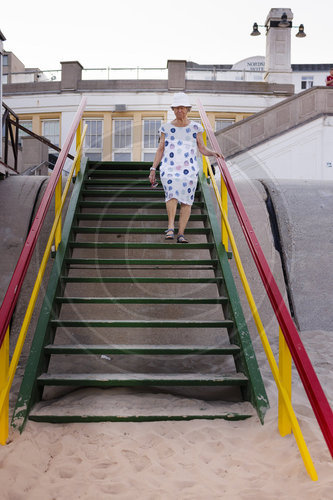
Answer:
150;167;156;171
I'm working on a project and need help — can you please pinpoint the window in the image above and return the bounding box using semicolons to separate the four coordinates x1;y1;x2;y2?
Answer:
42;119;60;146
83;119;103;161
142;119;161;162
215;119;235;131
42;119;60;166
113;119;132;161
19;120;33;143
301;76;314;90
3;55;8;66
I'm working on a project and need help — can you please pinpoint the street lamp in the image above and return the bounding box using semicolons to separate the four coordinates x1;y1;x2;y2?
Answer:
251;11;306;37
250;9;306;85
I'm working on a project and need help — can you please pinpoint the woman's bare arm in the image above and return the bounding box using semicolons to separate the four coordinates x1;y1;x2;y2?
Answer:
196;132;223;159
149;133;165;183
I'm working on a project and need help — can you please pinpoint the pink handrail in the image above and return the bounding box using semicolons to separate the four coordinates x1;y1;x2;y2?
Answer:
0;97;87;348
197;99;333;458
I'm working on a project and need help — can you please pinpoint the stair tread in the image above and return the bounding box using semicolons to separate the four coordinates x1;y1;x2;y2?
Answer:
29;388;253;421
38;372;248;386
65;259;218;268
61;277;224;283
79;201;205;208
88;161;152;168
72;226;209;234
50;319;233;327
56;296;228;304
70;242;214;249
88;169;157;175
85;179;158;185
44;343;240;354
82;189;195;197
76;213;206;221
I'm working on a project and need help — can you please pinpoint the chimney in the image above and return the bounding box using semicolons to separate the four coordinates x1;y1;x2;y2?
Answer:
61;61;83;91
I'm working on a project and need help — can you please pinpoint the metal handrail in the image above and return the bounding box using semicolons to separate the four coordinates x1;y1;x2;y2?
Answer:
0;124;87;444
1;101;75;173
203;155;317;480
2;103;19;172
0;97;87;349
197;99;333;460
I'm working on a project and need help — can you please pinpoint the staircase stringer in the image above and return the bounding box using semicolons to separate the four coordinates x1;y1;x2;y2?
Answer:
198;172;269;423
11;159;89;433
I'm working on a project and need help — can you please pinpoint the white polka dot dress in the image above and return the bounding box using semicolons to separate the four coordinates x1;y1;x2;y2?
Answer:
159;121;204;205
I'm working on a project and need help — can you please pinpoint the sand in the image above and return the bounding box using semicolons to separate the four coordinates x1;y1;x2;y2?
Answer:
0;329;332;500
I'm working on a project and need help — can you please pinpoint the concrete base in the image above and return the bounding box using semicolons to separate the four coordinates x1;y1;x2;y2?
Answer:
0;175;48;304
263;179;333;331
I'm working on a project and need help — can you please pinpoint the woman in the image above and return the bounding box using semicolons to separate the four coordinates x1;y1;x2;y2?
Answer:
149;92;222;243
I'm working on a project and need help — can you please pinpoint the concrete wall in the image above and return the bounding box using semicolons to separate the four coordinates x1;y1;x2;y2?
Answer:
20;136;49;173
228;116;333;181
216;86;333;180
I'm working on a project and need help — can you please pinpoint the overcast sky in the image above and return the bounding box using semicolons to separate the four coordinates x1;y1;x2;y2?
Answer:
1;0;332;70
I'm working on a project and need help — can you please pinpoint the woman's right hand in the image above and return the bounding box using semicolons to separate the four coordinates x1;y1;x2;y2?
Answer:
149;169;156;184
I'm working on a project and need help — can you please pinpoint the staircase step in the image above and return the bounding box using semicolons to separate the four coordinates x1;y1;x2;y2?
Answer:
65;258;217;266
29;389;253;423
44;344;240;355
56;296;228;304
88;169;158;177
79;201;205;209
72;226;209;234
70;242;214;250
37;372;248;387
50;319;233;328
61;277;224;284
85;179;156;186
88;161;152;170
76;213;207;221
88;169;156;176
82;189;171;197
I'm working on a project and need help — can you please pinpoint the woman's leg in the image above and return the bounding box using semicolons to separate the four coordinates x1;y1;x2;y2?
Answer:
178;203;191;235
166;198;178;230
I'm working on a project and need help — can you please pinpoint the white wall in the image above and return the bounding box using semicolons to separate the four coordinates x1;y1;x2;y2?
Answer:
292;71;329;93
228;116;333;181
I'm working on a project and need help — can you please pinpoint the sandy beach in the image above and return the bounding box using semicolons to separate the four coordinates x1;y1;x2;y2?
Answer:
1;329;332;500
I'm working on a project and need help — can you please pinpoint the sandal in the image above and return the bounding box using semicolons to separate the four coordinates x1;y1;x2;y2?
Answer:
165;229;175;240
177;234;189;244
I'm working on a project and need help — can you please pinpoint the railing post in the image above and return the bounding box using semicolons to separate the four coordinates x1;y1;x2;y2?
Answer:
54;175;62;251
0;327;9;445
278;326;292;436
202;130;208;178
221;174;228;252
75;120;82;176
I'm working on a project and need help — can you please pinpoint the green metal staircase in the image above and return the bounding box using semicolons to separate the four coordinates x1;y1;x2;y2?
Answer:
12;159;269;430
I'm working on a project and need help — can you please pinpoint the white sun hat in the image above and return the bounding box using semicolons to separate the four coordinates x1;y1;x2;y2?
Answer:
171;92;192;108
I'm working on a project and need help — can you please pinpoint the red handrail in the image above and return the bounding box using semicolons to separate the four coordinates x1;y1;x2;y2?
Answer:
197;99;333;458
0;97;87;348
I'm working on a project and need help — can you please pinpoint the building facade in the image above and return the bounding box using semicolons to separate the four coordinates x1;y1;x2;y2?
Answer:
2;57;296;171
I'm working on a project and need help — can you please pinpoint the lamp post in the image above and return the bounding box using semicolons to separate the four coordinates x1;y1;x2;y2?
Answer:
250;9;306;85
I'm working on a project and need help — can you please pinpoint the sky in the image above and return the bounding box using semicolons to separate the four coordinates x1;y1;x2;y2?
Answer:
1;0;332;71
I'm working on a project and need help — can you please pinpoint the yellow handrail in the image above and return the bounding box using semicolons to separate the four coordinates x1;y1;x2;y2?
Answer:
0;125;87;444
0;328;9;445
205;157;318;481
279;326;292;436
